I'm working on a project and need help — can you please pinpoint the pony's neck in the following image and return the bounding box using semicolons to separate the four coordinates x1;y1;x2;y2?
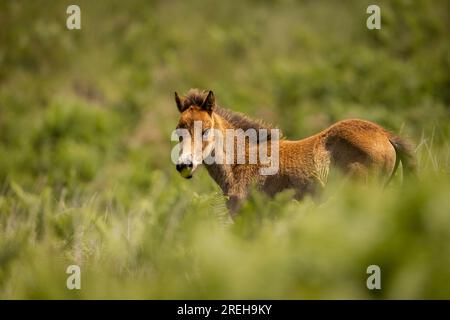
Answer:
203;112;235;194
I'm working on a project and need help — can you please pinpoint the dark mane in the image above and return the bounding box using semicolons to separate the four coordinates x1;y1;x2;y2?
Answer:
215;107;283;141
181;89;210;109
183;89;283;141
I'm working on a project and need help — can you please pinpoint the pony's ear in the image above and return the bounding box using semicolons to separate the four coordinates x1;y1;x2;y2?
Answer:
201;90;215;112
174;92;184;113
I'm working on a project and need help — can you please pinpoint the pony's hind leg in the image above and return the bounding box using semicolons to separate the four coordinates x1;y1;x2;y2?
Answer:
347;162;369;182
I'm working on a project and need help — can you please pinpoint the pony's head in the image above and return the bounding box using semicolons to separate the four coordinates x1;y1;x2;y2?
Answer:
174;89;217;179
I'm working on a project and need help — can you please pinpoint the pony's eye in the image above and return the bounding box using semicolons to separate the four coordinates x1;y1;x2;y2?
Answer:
178;135;183;142
203;129;211;138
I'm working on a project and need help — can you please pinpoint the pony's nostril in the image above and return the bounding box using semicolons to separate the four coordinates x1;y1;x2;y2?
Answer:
176;161;192;173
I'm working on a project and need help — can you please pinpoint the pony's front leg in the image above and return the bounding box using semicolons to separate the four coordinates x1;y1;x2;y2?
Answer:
226;194;244;218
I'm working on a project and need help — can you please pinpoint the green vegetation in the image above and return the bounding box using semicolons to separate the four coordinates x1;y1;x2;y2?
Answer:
0;0;449;299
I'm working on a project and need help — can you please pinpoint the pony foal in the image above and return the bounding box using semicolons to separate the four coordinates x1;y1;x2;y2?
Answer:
173;89;415;216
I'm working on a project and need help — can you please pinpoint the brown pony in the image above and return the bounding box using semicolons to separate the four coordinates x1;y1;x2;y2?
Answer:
173;89;416;216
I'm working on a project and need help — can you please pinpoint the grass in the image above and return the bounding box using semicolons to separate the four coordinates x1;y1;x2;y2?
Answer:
0;0;449;299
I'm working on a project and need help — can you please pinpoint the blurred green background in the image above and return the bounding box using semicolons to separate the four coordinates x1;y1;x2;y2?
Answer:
0;0;449;299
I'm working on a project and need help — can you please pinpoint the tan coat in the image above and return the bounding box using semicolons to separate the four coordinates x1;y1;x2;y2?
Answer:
175;89;416;216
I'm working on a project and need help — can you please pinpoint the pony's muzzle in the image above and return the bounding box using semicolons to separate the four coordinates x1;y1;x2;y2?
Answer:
176;161;194;179
176;161;192;172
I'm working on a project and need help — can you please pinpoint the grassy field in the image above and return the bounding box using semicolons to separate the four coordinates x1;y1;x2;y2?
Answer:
0;0;449;299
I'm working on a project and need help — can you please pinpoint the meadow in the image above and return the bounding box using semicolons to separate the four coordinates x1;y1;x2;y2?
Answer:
0;0;449;299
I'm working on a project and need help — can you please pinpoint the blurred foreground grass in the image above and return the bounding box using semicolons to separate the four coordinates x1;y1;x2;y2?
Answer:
0;0;449;298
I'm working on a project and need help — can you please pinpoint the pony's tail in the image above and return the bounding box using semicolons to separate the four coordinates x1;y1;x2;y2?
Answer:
387;134;417;183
